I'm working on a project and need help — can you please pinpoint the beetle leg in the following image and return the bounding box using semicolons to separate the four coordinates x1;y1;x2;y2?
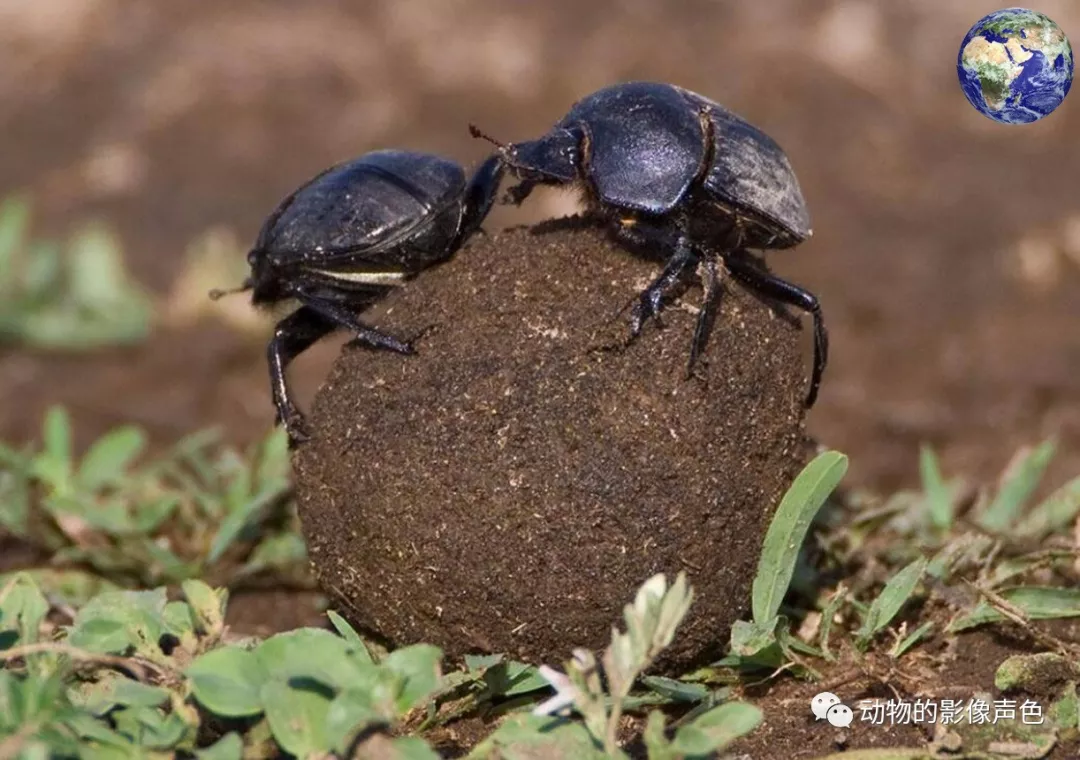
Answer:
629;237;698;337
723;252;828;408
298;295;416;355
455;154;506;247
503;177;541;206
267;306;338;445
687;256;721;373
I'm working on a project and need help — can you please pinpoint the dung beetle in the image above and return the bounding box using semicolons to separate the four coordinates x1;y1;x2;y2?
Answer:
213;150;504;444
471;81;827;407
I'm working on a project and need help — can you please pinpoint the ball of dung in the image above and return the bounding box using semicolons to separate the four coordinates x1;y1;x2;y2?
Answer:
293;218;810;673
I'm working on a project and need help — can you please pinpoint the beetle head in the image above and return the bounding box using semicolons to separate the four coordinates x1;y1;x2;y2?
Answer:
241;247;295;306
470;124;580;185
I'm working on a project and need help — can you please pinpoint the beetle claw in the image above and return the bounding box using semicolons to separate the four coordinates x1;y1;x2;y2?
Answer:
280;407;312;448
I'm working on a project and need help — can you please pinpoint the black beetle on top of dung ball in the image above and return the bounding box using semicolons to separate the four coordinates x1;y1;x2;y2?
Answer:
472;80;828;407
212;150;504;445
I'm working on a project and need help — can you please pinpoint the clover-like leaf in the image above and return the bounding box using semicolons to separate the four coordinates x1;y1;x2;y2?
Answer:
186;646;268;718
261;678;333;758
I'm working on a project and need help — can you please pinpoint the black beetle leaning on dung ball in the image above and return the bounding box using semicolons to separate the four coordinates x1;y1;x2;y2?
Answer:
471;80;828;407
212;149;504;445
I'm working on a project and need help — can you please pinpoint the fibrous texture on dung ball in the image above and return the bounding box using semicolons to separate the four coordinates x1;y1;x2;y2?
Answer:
294;217;809;673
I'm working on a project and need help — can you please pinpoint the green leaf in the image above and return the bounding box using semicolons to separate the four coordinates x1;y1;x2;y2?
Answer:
819;585;847;661
207;488;279;563
995;652;1080;691
67;589;167;656
253;428;290;489
728;618;783;667
68;224;134;307
465;713;610;760
256;628;371;689
384;644;443;714
640;675;709;704
1050;682;1078;732
35;406;73;489
186;646;268;717
181;579;226;636
948;587;1080;632
500;662;551;698
919;444;952;530
112;703;190;749
194;732;243;760
0;572;49;646
979;440;1056;532
1015;474;1080;539
238;531;307;578
0;195;30;287
0;569;118;608
752;451;848;624
72;675;171;716
0;467;30;537
325;688;388;752
889;621;933;659
77;427;146;490
162;601;196;643
67;618;132;654
22;241;62;300
856;557;926;647
327;610;374;663
261;678;333;758
670;701;763;755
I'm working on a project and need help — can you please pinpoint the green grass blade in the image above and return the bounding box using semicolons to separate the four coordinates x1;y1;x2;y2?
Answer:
948;586;1080;632
979;440;1056;532
889;621;933;658
0;195;29;290
856;556;926;647
1014;474;1080;539
77;426;147;490
752;451;848;624
818;584;847;661
32;406;73;491
918;444;952;530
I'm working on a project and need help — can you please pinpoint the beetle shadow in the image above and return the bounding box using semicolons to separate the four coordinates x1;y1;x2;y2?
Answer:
526;213;607;237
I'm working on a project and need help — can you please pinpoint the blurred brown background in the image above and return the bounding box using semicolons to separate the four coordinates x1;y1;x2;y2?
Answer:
3;0;1080;493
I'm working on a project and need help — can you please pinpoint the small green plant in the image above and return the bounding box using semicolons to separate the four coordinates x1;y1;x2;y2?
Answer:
727;450;849;668
470;573;762;759
0;570;762;759
0;407;304;590
910;439;1080;544
853;555;927;651
0;195;154;349
0;573;443;758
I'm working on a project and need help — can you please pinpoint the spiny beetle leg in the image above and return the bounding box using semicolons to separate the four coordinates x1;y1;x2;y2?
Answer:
687;256;721;374
298;293;415;356
723;251;828;407
267;306;338;445
629;237;698;338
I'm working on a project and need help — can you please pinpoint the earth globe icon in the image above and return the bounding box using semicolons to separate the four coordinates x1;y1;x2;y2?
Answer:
957;8;1073;123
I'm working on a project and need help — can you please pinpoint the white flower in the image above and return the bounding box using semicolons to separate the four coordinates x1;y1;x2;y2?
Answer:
531;665;578;716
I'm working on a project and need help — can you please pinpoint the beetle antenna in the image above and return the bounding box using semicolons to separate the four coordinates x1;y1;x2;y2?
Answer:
468;123;506;149
208;278;254;301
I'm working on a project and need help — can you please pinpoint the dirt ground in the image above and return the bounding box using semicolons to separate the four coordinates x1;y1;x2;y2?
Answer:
4;1;1080;755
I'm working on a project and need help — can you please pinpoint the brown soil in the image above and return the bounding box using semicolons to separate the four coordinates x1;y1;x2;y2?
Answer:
732;628;1080;759
294;219;809;673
